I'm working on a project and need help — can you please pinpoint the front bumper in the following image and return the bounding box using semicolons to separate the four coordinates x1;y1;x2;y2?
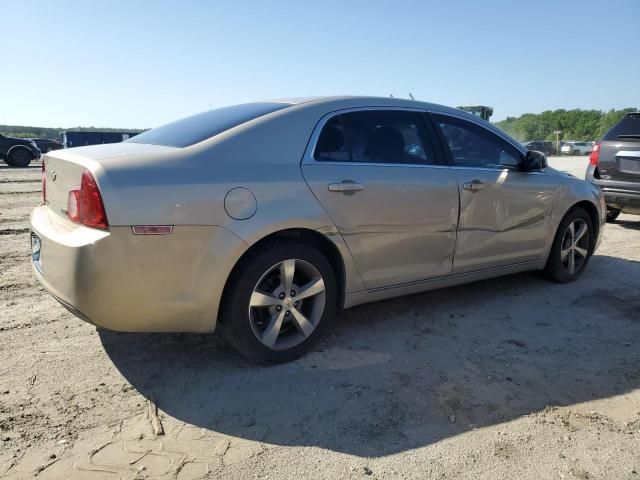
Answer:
30;204;247;333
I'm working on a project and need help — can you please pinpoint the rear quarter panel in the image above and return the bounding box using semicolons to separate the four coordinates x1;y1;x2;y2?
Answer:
91;104;366;295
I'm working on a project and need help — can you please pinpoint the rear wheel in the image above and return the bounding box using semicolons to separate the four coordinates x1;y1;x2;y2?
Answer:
6;148;33;167
544;208;594;283
220;242;337;363
606;208;621;222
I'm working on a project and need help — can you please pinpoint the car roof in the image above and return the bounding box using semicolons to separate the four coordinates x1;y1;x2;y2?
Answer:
268;96;526;154
277;95;462;113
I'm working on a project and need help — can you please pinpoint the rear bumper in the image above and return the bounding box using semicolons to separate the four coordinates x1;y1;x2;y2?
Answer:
603;190;640;213
30;204;247;333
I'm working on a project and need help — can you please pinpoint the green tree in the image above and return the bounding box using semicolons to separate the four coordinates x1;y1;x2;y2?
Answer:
494;108;638;142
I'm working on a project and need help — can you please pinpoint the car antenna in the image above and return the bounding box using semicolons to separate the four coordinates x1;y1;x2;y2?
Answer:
409;93;415;100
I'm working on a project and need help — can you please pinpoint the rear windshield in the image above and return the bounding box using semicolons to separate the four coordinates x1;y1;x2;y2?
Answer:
603;113;640;140
127;102;290;147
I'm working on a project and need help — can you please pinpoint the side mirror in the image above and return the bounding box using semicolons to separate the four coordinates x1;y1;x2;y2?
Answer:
521;150;547;171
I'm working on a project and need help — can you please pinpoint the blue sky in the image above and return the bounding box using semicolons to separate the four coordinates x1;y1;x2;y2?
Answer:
1;0;638;128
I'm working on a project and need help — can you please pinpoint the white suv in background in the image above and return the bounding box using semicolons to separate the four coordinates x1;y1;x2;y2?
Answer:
561;141;593;155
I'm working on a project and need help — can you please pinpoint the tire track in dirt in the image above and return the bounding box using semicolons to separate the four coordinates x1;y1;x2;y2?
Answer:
0;228;30;235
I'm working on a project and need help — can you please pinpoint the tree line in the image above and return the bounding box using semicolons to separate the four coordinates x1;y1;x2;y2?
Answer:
494;108;638;142
0;125;144;139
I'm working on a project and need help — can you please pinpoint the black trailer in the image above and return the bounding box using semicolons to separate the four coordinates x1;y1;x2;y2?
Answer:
61;131;140;148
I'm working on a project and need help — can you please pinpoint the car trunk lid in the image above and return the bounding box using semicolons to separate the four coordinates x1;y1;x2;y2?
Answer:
42;143;177;222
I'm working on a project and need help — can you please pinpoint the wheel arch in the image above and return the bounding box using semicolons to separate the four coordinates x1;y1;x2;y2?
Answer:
571;200;600;252
218;227;348;327
7;144;36;158
552;200;600;255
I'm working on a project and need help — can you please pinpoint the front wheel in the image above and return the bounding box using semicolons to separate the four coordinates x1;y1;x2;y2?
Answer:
544;208;594;283
220;242;337;363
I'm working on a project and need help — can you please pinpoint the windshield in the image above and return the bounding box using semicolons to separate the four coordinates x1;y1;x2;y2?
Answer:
127;102;290;147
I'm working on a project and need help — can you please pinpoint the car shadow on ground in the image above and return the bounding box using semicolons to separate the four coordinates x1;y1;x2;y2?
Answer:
100;255;640;457
613;217;640;231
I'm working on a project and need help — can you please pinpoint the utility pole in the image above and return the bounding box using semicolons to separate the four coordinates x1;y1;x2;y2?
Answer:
554;130;563;155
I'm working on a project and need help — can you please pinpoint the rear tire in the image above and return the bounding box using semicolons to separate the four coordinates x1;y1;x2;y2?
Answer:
606;209;621;222
544;207;594;283
6;148;33;167
219;241;337;363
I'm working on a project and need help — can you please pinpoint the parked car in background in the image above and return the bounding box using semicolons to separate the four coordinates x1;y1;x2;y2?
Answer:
61;131;140;148
562;141;593;155
29;138;63;154
0;133;41;167
31;97;604;363
587;112;640;221
521;140;553;156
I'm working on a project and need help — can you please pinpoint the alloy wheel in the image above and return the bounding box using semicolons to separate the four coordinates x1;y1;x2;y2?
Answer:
248;259;326;350
560;218;590;275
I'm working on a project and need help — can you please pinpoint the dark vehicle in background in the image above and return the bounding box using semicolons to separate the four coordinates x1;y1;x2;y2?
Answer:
0;133;41;167
587;112;640;222
61;131;140;148
29;138;63;154
521;140;553;157
457;105;493;121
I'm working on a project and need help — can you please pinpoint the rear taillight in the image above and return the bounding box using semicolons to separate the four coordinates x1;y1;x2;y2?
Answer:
42;160;46;202
67;169;109;230
589;143;600;166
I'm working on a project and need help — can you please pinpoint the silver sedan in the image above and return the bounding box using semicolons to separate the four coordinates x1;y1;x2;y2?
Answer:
30;97;605;362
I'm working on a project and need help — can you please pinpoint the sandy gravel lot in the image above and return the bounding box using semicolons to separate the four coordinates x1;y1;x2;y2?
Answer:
0;157;639;479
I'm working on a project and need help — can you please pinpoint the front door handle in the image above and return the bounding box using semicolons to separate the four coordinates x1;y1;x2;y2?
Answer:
463;180;486;192
328;181;365;193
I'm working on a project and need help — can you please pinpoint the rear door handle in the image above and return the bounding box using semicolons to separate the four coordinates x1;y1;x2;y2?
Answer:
328;181;365;193
463;180;486;192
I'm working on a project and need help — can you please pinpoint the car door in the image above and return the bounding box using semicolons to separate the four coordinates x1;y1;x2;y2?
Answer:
430;112;558;274
301;108;459;290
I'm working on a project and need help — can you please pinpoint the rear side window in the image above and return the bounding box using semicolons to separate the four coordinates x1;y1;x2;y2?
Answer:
127;102;290;147
434;114;522;170
603;113;640;140
314;110;435;165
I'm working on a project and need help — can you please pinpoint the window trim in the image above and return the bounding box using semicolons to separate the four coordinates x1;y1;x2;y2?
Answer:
303;106;447;168
427;111;545;174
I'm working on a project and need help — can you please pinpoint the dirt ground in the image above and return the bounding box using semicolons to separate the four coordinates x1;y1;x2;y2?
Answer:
1;157;639;479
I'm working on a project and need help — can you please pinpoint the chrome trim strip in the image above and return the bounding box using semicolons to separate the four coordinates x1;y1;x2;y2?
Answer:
304;161;451;169
449;165;547;175
616;150;640;158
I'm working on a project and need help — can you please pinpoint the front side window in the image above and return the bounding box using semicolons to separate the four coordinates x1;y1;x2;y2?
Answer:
314;110;435;165
434;114;522;170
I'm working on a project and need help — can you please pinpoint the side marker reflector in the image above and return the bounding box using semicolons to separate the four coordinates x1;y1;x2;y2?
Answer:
132;225;173;235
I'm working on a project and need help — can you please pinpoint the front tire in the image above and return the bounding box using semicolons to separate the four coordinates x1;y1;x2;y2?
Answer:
220;242;337;363
544;208;594;283
6;148;33;167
